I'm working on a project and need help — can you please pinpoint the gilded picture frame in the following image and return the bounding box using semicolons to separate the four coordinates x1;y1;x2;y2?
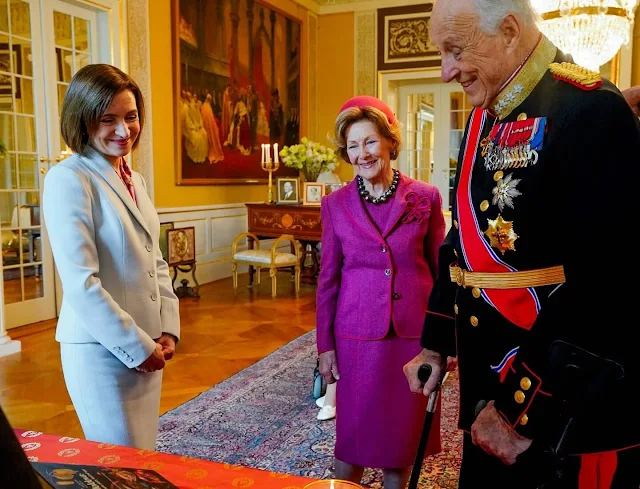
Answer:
167;226;196;267
377;4;441;72
172;0;301;185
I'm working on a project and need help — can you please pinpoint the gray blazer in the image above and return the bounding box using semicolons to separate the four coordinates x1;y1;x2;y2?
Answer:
43;147;180;368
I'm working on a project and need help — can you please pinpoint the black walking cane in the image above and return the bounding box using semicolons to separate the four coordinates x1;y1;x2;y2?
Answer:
408;364;443;489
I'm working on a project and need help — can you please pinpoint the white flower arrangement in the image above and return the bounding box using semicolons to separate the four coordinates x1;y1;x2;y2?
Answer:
279;137;339;182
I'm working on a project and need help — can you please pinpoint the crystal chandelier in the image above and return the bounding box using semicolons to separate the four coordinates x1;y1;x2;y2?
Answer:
531;1;640;71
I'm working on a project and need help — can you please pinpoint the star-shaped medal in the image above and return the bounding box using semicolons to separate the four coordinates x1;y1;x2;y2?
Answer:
484;214;518;254
492;173;522;211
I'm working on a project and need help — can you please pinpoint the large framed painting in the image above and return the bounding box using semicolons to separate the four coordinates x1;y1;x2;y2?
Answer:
172;0;301;185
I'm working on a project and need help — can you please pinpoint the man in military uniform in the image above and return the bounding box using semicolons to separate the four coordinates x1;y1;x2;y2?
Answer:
403;0;640;487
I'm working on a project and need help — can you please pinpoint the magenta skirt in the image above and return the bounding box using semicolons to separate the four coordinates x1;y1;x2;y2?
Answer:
334;330;441;468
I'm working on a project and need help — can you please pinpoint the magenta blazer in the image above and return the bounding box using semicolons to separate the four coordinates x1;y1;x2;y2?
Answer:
316;173;446;353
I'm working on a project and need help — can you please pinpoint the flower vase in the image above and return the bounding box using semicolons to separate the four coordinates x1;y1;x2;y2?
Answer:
301;168;319;182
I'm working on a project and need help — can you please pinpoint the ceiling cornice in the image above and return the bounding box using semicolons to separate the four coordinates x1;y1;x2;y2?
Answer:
293;0;429;15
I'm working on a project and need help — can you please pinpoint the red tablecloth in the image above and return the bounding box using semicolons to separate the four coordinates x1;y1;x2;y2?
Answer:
15;429;314;489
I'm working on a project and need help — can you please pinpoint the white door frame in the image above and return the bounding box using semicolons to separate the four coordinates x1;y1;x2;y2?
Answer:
43;0;127;315
1;0;127;334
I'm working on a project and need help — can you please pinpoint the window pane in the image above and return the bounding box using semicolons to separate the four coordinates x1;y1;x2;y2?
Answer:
3;265;22;304
54;11;72;49
15;75;33;114
11;1;30;39
24;264;43;300
15;114;35;152
0;152;17;189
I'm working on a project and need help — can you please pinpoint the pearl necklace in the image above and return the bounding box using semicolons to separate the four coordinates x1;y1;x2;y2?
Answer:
357;169;400;204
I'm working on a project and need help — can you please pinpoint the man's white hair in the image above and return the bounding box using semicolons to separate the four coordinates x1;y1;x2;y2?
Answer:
472;0;540;34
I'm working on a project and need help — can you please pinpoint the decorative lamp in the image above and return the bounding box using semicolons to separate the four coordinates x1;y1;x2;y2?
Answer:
531;0;640;71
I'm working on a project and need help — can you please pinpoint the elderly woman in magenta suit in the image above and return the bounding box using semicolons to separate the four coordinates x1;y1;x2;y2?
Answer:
316;95;447;488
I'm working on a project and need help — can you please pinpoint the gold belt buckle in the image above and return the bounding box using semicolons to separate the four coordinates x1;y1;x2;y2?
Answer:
453;266;466;287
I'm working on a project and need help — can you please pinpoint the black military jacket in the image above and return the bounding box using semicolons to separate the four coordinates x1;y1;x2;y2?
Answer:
422;35;640;454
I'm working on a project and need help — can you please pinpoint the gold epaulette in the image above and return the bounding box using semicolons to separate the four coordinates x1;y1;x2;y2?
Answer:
549;62;602;91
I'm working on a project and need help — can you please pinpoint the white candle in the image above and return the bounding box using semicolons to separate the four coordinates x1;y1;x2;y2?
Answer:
267;143;272;163
274;143;279;163
261;144;266;163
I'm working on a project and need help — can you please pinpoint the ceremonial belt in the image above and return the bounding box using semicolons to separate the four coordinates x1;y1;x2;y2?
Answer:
450;264;566;289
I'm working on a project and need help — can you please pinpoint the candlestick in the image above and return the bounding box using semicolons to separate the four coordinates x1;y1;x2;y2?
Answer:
261;143;280;204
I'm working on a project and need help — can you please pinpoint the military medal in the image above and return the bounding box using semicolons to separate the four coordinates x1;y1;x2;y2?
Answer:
484;214;518;254
483;117;547;171
492;173;522;211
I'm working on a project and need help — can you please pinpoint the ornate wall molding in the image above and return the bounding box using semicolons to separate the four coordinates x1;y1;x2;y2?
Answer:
126;0;155;201
308;12;319;141
354;11;377;96
314;0;426;15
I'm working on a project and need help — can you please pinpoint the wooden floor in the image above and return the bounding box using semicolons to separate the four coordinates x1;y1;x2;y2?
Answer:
0;272;316;438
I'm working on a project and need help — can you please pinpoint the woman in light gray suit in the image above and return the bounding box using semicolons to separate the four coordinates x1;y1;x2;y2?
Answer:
42;64;180;449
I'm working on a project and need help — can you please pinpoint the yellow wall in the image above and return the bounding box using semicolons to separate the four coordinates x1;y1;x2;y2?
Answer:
632;10;640;86
149;0;311;207
317;12;355;183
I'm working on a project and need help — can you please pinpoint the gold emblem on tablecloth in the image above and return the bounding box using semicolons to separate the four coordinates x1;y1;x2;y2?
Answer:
186;469;208;480
21;442;41;451
97;454;120;464
142;462;165;470
57;448;80;458
58;437;79;443
485;215;518;254
21;431;43;438
98;443;117;449
232;477;256;487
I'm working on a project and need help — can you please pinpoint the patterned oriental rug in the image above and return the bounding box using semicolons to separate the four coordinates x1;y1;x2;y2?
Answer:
156;331;462;488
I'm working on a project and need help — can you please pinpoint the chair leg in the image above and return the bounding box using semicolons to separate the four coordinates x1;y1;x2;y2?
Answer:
232;262;238;293
270;267;277;297
256;267;261;285
295;265;300;297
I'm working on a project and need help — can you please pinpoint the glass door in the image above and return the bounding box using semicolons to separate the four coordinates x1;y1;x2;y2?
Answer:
397;82;472;212
43;0;98;162
1;0;100;329
43;0;98;316
0;0;55;328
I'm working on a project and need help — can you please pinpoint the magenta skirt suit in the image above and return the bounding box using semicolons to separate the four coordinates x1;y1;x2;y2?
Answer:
316;172;446;468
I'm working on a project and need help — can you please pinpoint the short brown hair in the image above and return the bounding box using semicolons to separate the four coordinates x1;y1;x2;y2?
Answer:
60;64;145;155
331;106;402;164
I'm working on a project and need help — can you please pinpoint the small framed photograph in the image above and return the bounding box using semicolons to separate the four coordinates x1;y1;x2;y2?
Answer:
167;226;196;266
277;177;300;204
303;182;324;206
325;183;342;195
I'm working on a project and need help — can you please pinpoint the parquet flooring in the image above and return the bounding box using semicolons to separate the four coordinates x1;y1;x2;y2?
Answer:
0;272;316;438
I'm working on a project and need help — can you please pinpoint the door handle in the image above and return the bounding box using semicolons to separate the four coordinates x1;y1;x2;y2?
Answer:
40;167;46;175
39;156;51;163
56;151;71;162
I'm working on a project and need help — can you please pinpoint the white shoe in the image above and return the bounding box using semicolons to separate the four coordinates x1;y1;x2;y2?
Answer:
317;405;336;421
315;396;325;408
